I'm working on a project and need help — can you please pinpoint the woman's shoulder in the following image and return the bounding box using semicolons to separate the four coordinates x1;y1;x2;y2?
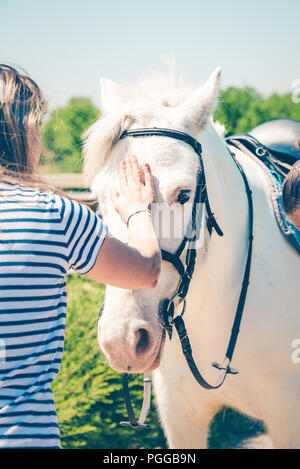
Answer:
0;179;76;220
0;179;56;200
0;179;75;207
0;179;96;226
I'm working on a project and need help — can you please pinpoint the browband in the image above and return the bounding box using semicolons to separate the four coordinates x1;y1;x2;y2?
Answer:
119;128;202;155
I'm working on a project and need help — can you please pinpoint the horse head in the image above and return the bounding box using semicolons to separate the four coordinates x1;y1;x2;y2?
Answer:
83;67;222;374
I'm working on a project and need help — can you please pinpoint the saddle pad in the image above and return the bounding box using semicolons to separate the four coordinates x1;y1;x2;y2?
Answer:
270;168;300;251
226;136;300;255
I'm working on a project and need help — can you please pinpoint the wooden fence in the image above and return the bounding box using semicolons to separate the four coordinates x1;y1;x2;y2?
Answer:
42;173;96;203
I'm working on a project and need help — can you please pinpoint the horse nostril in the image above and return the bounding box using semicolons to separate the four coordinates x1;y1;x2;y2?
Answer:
135;328;150;356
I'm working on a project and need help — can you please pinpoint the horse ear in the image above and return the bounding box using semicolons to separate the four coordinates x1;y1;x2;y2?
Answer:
172;67;221;134
100;78;124;114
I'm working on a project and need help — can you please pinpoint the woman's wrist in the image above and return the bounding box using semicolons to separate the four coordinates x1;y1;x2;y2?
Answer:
126;209;152;227
122;202;151;223
127;209;156;242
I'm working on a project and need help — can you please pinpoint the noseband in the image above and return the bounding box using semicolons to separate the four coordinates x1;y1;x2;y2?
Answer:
116;127;253;427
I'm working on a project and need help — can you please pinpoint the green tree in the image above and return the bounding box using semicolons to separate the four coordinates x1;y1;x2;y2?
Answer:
41;88;300;175
215;86;262;136
215;87;300;136
41;98;99;173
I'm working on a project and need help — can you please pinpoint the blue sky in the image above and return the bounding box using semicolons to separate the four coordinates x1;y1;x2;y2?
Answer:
1;0;299;109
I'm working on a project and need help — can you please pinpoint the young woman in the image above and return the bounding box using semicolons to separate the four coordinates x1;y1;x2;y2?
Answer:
282;160;300;231
0;64;161;448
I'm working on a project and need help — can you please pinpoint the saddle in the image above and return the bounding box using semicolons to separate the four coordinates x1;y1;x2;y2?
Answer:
225;119;300;254
250;118;300;168
227;119;300;178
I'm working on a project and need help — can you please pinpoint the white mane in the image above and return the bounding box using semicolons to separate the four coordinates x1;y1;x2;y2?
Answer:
83;70;225;185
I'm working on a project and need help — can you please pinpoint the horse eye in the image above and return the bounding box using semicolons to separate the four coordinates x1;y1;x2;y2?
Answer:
177;190;191;205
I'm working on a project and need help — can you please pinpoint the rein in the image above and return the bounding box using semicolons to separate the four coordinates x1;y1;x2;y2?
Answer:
115;127;254;427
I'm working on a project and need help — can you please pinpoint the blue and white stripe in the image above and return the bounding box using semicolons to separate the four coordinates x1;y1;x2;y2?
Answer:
0;181;107;448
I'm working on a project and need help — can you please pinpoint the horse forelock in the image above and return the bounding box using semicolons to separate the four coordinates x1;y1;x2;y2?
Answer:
83;70;226;186
83;72;194;185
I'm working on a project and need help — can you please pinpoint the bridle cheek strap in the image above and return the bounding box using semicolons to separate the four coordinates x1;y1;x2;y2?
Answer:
161;250;185;277
162;147;253;390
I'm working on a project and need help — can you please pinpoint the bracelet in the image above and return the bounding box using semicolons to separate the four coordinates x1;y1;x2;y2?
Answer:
126;209;152;227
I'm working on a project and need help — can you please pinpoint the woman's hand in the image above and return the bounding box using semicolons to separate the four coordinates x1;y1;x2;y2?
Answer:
87;153;160;289
110;153;155;223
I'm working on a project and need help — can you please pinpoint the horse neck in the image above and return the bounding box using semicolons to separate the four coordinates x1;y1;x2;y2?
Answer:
190;123;250;306
200;123;246;235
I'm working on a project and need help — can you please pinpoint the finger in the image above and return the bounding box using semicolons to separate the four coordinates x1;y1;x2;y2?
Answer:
127;154;141;183
110;187;120;210
119;159;127;193
139;165;146;185
144;163;154;192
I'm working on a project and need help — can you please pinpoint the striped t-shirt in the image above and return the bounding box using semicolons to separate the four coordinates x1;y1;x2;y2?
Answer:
0;180;107;448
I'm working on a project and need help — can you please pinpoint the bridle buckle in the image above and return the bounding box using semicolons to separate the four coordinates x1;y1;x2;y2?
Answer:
167;297;186;325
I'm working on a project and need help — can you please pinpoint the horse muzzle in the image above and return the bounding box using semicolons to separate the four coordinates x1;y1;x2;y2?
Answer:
98;317;165;374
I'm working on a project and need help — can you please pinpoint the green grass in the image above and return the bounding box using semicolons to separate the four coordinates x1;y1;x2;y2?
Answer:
52;274;265;449
208;407;265;448
51;274;166;449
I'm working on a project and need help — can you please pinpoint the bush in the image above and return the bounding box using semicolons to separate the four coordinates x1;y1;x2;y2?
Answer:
41;98;99;173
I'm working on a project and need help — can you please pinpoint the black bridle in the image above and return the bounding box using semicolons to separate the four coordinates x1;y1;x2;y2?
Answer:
116;127;254;427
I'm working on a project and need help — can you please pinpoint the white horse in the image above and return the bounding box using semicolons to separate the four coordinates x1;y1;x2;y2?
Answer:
83;68;300;449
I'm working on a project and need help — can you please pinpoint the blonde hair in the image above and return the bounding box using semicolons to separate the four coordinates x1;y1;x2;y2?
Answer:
0;65;88;202
0;64;47;176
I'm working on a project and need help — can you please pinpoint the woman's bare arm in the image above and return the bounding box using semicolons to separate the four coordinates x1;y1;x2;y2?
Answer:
85;154;161;289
